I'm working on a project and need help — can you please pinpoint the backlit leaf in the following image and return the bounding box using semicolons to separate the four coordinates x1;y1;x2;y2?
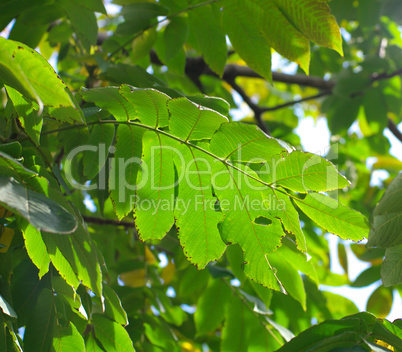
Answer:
92;314;135;352
0;38;82;122
294;192;369;241
174;145;226;269
134;132;176;241
260;151;350;193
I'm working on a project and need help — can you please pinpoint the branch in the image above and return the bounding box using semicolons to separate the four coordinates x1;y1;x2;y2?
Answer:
151;53;402;143
260;90;332;113
387;118;402;143
224;77;270;134
83;215;135;228
223;64;336;89
181;57;337;89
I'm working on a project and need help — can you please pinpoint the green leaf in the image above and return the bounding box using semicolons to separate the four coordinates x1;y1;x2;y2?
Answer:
194;279;231;336
24;288;55;352
41;191;102;296
381;245;402;287
134;133;176;241
0;38;82;123
280;238;318;283
221;298;254;352
0;176;77;234
164;16;188;61
110;125;145;220
46;223;102;297
188;3;227;76
186;95;230;116
259;151;350;193
0;152;37;182
80;87;136;122
60;0;98;51
174;145;226;268
8;18;47;48
80;0;106;14
168;97;228;141
42;234;81;290
51;276;87;320
210;122;287;162
131;28;157;62
52;322;85;352
222;0;272;81
106;63;166;88
6;86;43;145
221;297;281;351
224;0;310;73
213;162;285;290
351;265;381;287
366;285;393;319
368;173;402;248
273;0;343;56
0;314;14;352
328;96;362;134
103;284;128;325
20;220;50;278
275;313;373;352
118;1;168;35
92;314;135;352
19;110;43;146
363;87;388;134
85;334;104;352
83;124;115;180
294;192;369;241
267;250;306;310
270;190;307;252
120;86;171;128
0;142;22;159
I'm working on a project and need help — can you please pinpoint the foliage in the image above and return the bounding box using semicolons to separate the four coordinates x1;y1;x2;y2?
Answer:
0;0;401;351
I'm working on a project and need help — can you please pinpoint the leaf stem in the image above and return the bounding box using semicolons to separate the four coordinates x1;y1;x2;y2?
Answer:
41;119;281;191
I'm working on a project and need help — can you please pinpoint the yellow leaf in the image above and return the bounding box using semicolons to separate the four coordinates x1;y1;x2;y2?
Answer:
161;261;175;285
373;339;394;351
373;156;402;172
119;269;146;288
0;227;15;253
181;341;201;352
145;246;157;265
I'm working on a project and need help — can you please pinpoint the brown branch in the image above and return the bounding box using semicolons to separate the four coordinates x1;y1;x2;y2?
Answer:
151;52;402;142
223;64;336;89
224;77;270;134
260;90;332;113
388;118;402;143
372;68;402;82
83;215;135;228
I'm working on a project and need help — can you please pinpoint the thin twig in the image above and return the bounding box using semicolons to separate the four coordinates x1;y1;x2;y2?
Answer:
225;77;270;134
260;90;332;113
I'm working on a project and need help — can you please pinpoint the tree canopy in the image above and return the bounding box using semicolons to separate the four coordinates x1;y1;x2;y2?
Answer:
0;0;402;351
